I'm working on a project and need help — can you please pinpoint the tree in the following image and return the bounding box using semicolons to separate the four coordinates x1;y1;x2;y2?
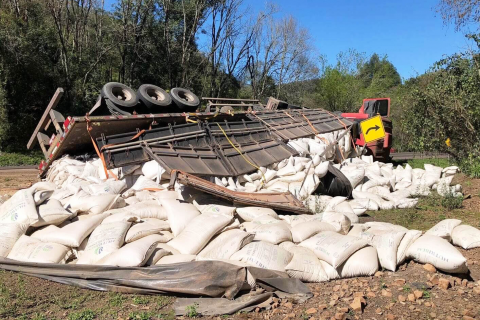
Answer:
438;0;480;31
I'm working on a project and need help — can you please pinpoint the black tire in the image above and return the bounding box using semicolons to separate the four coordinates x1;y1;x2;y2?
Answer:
137;84;172;109
170;87;200;111
100;82;138;108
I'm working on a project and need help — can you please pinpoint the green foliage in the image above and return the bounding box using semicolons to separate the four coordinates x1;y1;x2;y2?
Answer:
404;158;452;169
185;303;199;318
132;295;149;305
68;310;96;320
313;52;401;112
128;311;153;320
441;193;463;210
108;293;126;307
0;151;44;166
396;34;480;164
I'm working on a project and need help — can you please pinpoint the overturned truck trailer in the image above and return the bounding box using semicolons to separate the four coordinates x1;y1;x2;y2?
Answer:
27;88;355;213
28;88;354;178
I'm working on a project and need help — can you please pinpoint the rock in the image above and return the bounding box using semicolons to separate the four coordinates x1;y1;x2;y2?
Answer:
375;271;384;277
438;278;451;290
430;313;436;318
350;297;364;313
333;285;341;292
398;295;406;302
463;317;474;320
386;314;395;320
430;275;439;285
382;290;392;297
375;308;382;315
393;279;406;286
367;292;376;298
424;264;436;273
318;304;327;310
408;294;416;302
334;313;346;320
283;302;293;310
462;279;468;287
474;286;480;295
462;310;475;317
306;308;317;315
413;290;423;299
337;307;348;313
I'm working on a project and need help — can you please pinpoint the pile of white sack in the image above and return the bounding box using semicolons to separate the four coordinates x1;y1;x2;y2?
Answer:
0;128;475;286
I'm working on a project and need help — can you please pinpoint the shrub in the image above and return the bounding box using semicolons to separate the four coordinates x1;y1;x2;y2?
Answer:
441;193;463;210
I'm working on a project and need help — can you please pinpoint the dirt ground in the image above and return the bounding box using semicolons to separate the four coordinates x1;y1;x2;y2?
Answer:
0;169;479;320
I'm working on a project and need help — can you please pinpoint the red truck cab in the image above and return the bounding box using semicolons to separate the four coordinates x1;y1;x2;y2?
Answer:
341;98;393;162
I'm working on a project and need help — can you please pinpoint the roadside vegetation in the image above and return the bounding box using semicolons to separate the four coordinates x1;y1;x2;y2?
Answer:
0;151;43;167
0;0;479;175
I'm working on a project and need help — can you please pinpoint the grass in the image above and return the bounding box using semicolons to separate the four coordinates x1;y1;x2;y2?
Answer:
392;158;453;170
68;310;96;320
0;269;176;320
185;303;199;318
132;295;150;305
0;151;44;166
368;193;480;230
108;293;126;307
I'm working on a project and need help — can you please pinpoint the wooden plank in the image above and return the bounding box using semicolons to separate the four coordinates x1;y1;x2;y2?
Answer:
27;88;64;149
49;109;65;134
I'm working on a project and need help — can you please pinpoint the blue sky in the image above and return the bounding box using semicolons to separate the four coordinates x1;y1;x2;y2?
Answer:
105;0;476;80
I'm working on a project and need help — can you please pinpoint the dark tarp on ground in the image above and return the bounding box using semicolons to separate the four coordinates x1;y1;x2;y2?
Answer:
0;258;312;315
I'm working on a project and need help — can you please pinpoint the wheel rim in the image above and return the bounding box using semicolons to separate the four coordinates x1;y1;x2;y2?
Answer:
112;87;132;101
177;90;195;103
146;88;165;102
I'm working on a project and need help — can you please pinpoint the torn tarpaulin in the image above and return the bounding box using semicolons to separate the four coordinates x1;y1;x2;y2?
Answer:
0;259;311;313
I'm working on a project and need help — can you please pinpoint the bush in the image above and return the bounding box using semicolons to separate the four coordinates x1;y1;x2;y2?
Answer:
441;193;463;210
459;155;480;178
0;151;43;166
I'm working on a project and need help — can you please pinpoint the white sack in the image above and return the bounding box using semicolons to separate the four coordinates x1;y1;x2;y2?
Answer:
33;213;109;247
406;235;468;273
8;235;70;264
323;246;379;279
97;234;165;267
425;219;462;241
452;225;480;249
33;199;74;227
156;254;196;265
0;189;38;229
160;199;200;236
197;229;255;260
321;211;351;234
69;194;124;215
76;220;131;264
230;241;293;272
396;230;422;265
236;207;278;222
168;213;232;254
194;203;236;218
361;231;405;271
291;220;337;243
82;179;127;195
125;219;171;243
285;246;328;283
299;231;368;268
0;223;26;257
241;221;292;244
